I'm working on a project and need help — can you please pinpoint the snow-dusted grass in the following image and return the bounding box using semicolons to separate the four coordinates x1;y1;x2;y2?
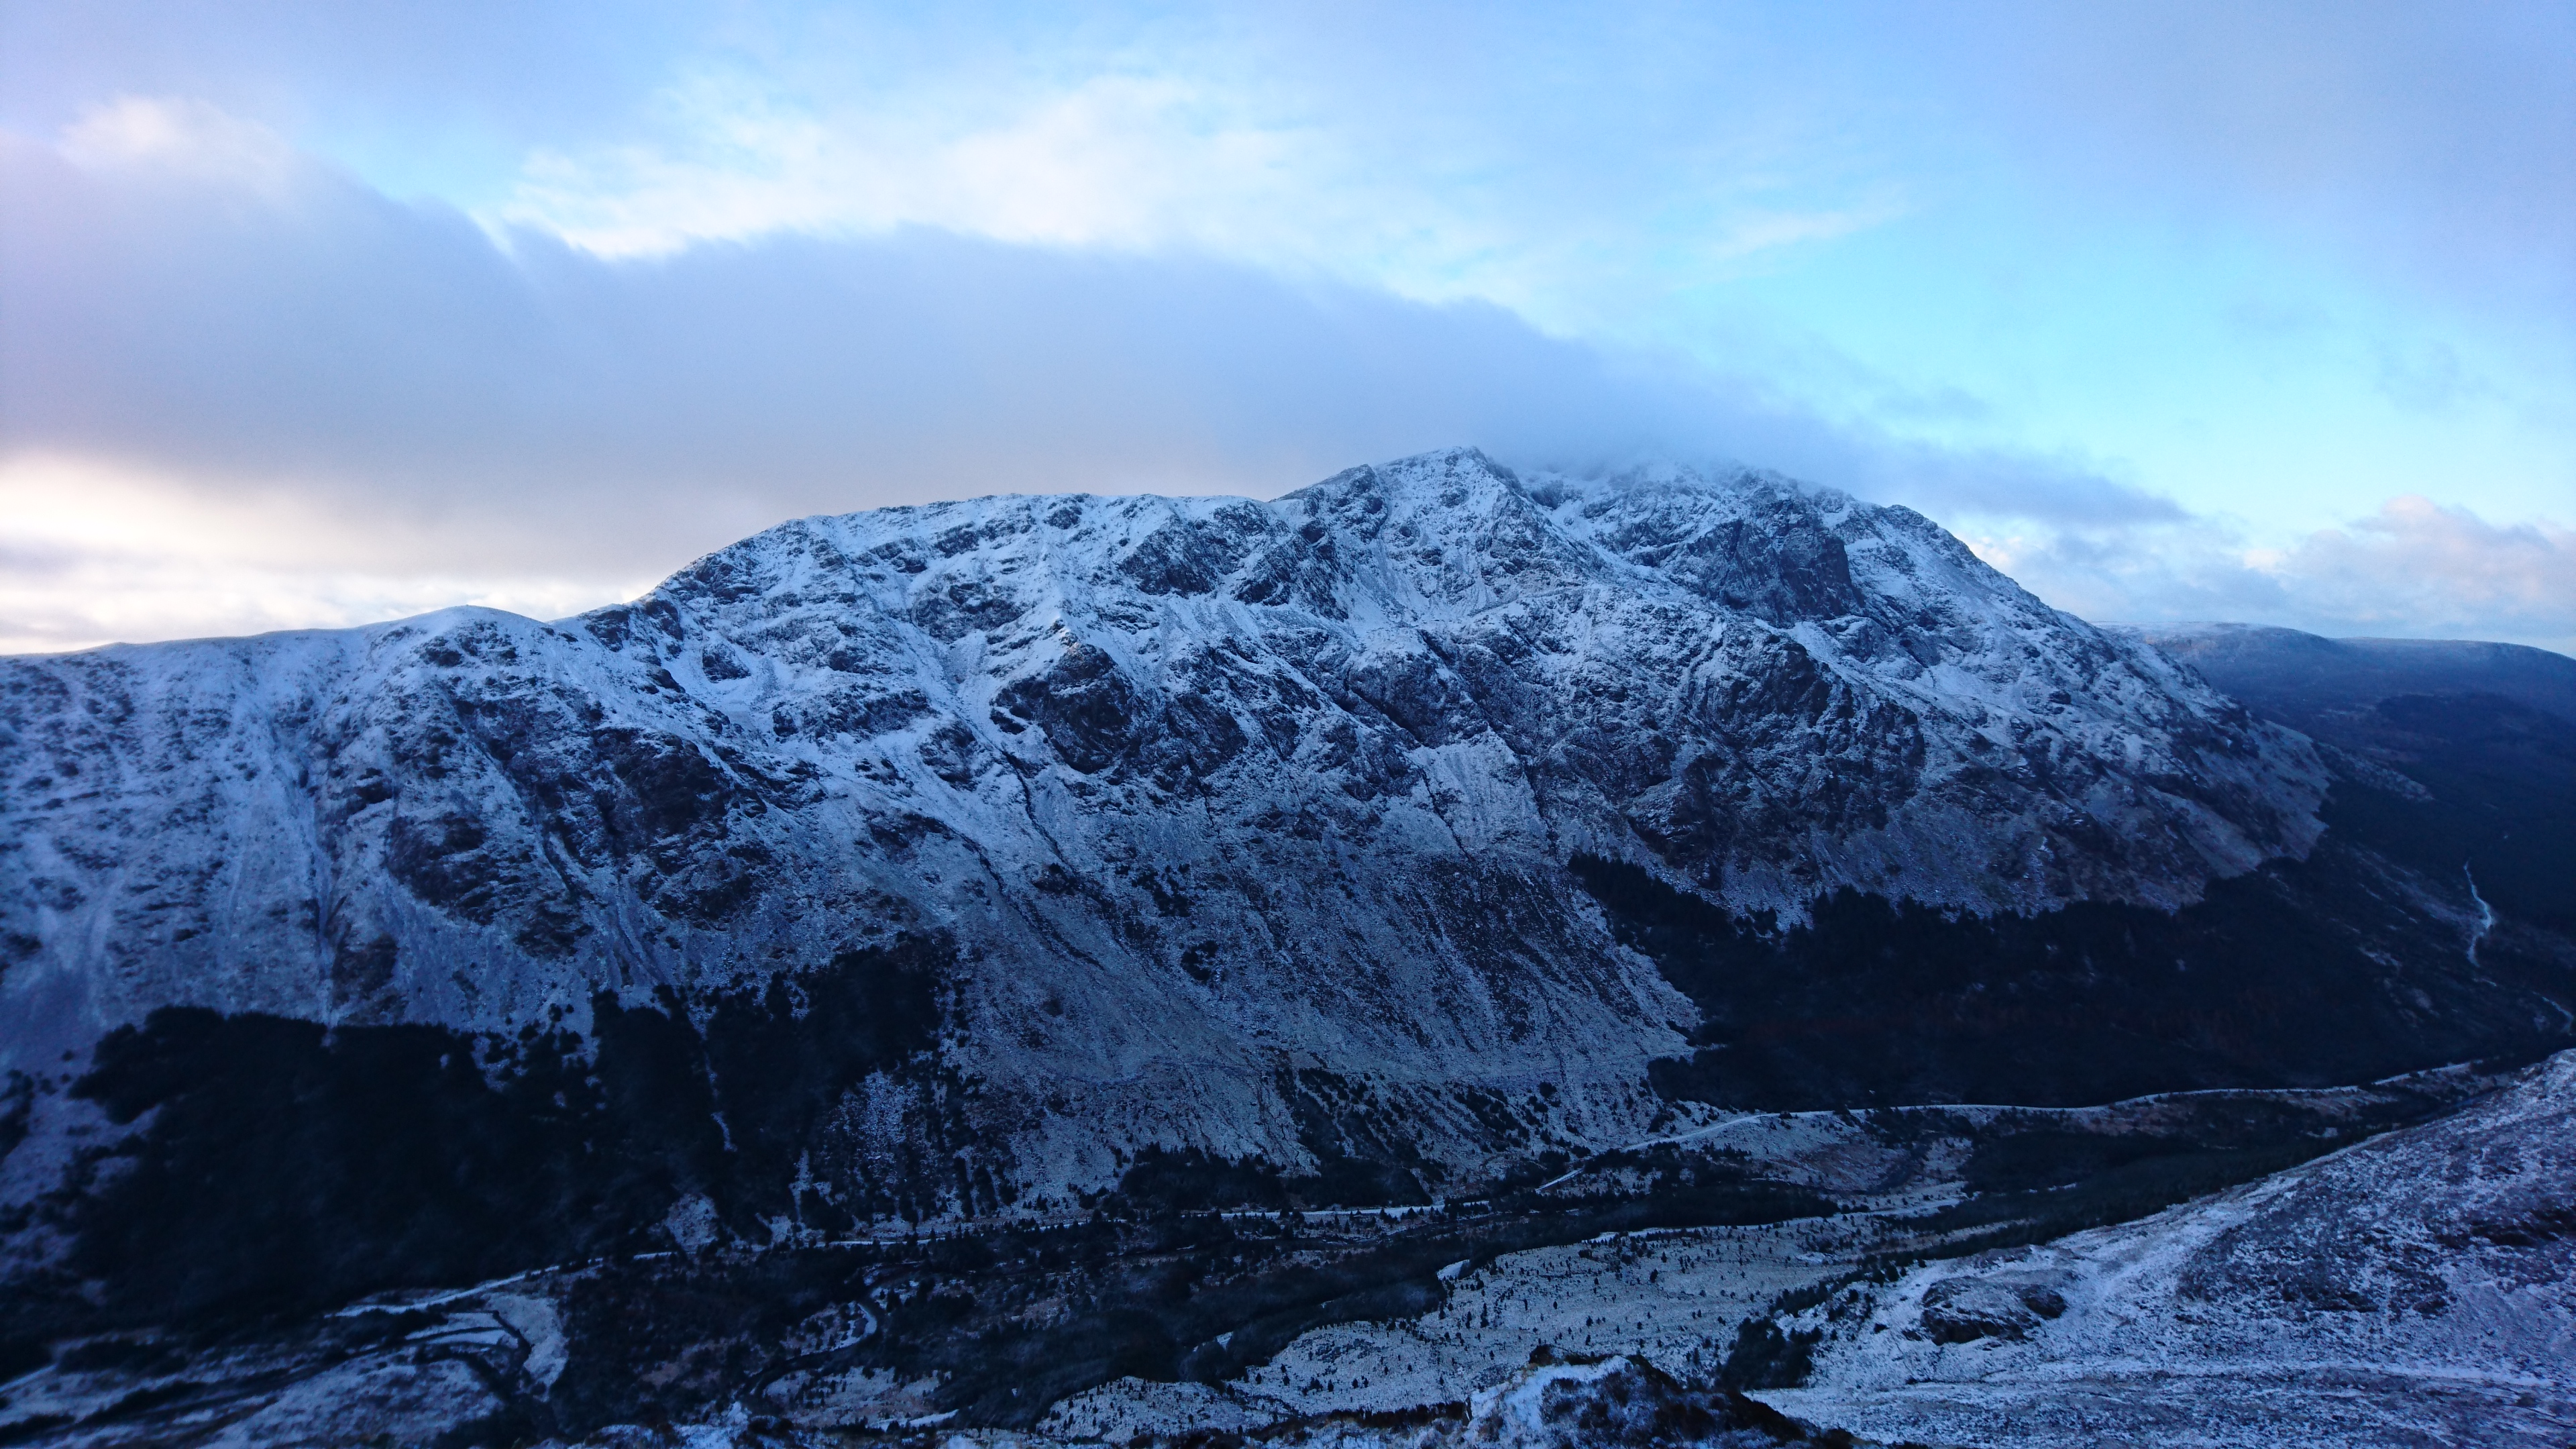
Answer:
1768;1050;2576;1447
1047;1214;1876;1429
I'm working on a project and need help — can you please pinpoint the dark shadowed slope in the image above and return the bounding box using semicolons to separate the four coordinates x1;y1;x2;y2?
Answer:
2129;624;2576;938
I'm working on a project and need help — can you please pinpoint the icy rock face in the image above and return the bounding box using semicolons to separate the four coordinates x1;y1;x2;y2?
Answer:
0;449;2324;1201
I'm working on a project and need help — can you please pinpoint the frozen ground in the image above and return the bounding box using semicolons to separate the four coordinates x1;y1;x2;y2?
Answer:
1050;1053;2576;1446
1044;1216;1871;1436
0;1060;2555;1447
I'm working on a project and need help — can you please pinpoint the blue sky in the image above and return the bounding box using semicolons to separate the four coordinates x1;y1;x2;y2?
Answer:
2;1;2569;653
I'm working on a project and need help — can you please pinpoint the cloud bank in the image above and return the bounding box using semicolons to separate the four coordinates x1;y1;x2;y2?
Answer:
2266;500;2575;649
0;108;2131;643
1;99;2567;657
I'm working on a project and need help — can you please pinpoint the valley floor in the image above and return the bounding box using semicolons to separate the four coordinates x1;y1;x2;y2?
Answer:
3;1055;2569;1448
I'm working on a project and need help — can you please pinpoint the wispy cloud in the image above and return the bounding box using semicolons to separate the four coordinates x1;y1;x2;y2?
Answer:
58;95;303;193
463;7;1915;327
497;69;1311;260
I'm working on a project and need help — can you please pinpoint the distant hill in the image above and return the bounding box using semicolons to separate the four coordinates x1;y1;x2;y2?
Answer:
2127;622;2576;938
2126;623;2576;727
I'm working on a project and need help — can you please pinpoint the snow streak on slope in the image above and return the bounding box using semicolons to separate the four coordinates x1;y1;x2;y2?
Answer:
1;449;2326;1202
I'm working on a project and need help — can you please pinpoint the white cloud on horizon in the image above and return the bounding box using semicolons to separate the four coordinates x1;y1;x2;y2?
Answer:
2265;497;2576;648
0;452;653;653
1965;496;2576;657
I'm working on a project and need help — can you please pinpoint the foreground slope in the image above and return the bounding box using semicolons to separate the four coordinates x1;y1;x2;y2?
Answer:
1772;1046;2576;1446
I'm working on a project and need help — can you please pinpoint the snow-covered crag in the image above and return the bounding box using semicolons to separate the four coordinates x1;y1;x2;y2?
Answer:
0;447;2400;1218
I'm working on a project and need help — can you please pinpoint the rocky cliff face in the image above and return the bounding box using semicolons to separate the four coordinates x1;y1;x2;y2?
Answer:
0;449;2531;1242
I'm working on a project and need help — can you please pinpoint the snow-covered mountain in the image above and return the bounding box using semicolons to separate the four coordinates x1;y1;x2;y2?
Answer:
9;447;2576;1446
0;449;2557;1244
